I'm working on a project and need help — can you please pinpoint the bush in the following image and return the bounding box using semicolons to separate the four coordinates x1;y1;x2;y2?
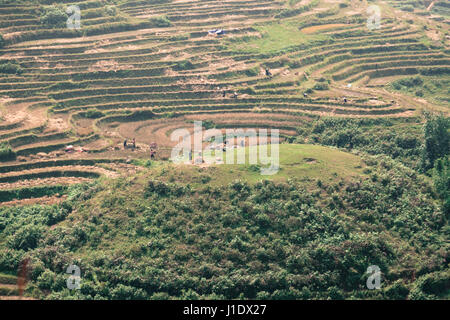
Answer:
409;271;450;299
105;5;117;16
83;109;104;119
0;142;15;161
313;82;329;90
40;5;68;28
173;60;194;71
245;67;259;77
384;280;410;299
402;5;414;12
421;112;449;171
0;34;4;48
433;156;449;216
149;16;172;28
7;224;43;251
0;61;22;75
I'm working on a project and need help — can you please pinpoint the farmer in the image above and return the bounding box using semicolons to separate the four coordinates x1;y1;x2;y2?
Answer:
233;91;238;99
265;68;272;76
123;140;127;149
132;138;136;149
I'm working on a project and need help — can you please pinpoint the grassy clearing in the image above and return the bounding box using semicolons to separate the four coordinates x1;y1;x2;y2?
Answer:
227;21;330;54
160;144;366;187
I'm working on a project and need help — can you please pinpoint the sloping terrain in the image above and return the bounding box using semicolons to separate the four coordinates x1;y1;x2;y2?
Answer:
0;0;448;205
0;0;448;300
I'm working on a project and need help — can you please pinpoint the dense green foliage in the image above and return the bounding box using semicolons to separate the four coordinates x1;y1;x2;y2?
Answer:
0;141;15;161
295;117;423;169
173;60;195;71
433;156;450;217
0;61;23;75
421;113;449;171
40;5;68;28
390;76;450;103
0;153;448;300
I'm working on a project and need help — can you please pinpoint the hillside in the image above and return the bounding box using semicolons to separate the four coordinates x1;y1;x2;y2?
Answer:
0;144;448;300
0;0;448;300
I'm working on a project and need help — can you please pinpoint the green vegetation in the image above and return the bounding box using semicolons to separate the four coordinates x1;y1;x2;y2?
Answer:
0;145;448;300
432;156;450;216
149;15;172;28
389;76;450;104
173;60;195;71
40;5;68;28
0;142;15;161
0;185;67;203
0;0;448;301
227;21;329;54
421;113;449;171
294;118;423;169
0;61;23;75
82;109;104;119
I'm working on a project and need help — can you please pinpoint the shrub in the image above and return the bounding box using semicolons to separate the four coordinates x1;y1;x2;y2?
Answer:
7;224;43;251
421;112;449;171
105;5;117;16
402;5;414;12
313;82;329;90
40;5;68;28
244;67;259;77
409;271;450;299
433;156;449;216
173;60;194;71
384;280;410;299
0;142;15;161
0;34;4;48
149;16;172;27
0;61;22;75
83;109;104;119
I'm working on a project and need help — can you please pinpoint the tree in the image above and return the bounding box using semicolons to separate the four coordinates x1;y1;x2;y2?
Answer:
40;5;68;28
433;156;450;216
421;113;449;171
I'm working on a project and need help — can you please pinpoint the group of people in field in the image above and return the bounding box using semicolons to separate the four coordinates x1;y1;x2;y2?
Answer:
123;138;157;159
123;138;136;150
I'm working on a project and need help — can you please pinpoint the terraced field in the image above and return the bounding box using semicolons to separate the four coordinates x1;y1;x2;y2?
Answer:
0;0;448;204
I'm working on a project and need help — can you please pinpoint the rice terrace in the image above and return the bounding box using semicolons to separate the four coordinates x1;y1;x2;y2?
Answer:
0;0;448;302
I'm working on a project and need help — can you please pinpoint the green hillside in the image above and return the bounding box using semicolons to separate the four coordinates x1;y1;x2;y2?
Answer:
0;143;449;300
0;0;448;300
